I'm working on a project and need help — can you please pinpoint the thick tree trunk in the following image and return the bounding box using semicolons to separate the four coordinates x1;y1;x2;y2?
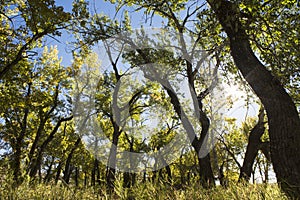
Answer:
208;0;300;197
239;108;265;181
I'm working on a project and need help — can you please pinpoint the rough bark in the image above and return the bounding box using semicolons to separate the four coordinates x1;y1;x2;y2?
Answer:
208;0;300;197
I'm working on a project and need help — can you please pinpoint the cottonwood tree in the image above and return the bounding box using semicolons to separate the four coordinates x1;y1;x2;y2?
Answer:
207;0;300;197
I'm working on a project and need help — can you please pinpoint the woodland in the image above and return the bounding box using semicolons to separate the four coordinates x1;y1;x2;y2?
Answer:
0;0;299;199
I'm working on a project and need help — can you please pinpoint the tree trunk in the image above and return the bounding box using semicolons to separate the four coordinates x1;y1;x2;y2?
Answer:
123;134;137;188
105;54;122;189
84;171;88;187
44;156;54;183
55;161;62;184
75;167;79;187
123;172;131;187
63;138;81;184
208;0;300;197
239;108;265;181
164;82;215;188
197;99;215;188
29;117;73;178
12;82;31;184
96;160;101;186
12;140;22;184
136;46;215;187
91;160;96;187
106;120;121;189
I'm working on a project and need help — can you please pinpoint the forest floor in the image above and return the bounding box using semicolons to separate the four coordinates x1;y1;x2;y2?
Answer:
0;178;288;200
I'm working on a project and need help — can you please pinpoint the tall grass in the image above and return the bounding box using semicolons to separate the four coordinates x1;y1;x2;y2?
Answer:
0;177;288;200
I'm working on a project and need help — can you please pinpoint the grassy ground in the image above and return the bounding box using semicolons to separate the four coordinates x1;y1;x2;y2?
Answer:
0;179;288;200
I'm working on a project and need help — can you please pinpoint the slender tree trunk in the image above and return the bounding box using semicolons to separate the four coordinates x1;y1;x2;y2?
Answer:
75;167;79;187
13;141;22;184
29;117;73;178
63;165;72;184
123;172;131;188
12;82;31;184
123;135;136;188
164;83;215;188
96;160;101;186
27;119;45;169
208;0;300;197
38;165;42;183
239;108;265;181
104;51;123;189
165;165;172;183
157;149;172;183
106;120;121;189
63;138;81;184
84;171;88;187
91;158;101;187
91;163;96;187
55;161;62;184
135;46;215;187
196;101;215;188
44;156;54;183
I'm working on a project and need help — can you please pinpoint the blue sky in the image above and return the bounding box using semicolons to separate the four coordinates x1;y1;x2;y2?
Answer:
50;0;165;67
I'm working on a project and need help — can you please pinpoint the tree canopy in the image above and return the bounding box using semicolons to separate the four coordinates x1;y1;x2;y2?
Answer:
0;0;299;198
